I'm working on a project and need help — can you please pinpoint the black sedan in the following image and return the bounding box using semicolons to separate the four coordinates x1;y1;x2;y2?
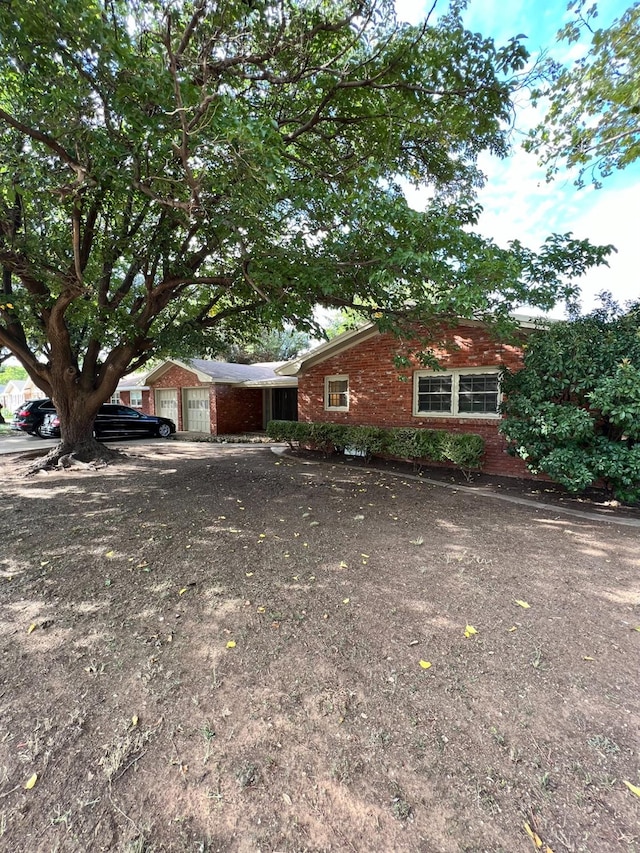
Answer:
40;404;176;440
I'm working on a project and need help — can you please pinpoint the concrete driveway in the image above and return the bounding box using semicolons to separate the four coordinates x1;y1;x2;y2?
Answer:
0;430;169;455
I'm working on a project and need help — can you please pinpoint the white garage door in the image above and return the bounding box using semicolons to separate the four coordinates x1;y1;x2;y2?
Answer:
184;388;210;433
155;389;178;426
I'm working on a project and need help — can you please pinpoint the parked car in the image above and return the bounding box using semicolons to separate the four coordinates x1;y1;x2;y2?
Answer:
40;404;176;440
11;398;56;436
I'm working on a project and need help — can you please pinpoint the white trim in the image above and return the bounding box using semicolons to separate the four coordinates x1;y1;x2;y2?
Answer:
324;374;349;411
413;367;502;419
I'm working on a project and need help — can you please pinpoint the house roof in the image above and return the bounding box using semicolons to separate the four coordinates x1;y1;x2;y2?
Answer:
276;314;550;377
116;372;149;391
145;358;297;387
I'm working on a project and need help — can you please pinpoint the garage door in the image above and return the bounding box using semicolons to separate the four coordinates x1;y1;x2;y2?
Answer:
184;388;210;433
155;389;178;426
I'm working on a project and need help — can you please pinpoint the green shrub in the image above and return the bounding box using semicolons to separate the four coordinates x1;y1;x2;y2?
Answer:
268;420;486;477
342;425;387;459
266;420;305;447
500;301;640;503
414;429;446;462
440;432;485;476
385;428;421;459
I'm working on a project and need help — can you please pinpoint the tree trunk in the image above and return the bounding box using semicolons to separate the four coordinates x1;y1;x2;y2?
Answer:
30;387;121;471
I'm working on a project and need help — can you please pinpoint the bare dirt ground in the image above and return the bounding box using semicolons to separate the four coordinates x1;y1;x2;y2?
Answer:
1;442;639;853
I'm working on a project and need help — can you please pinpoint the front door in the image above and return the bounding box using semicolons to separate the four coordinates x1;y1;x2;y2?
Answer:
272;388;298;421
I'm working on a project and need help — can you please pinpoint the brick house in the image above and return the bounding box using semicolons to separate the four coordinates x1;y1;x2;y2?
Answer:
276;318;541;477
144;359;298;434
111;373;151;413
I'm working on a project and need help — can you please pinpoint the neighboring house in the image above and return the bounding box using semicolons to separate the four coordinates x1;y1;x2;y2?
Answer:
1;377;46;412
144;359;298;434
277;318;541;477
111;372;151;413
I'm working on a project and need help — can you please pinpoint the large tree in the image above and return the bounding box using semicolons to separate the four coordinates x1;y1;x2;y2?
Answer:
0;0;611;466
526;1;640;187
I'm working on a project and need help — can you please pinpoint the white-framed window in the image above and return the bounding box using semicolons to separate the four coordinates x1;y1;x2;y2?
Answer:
130;389;143;408
110;392;121;404
413;368;501;418
324;375;349;411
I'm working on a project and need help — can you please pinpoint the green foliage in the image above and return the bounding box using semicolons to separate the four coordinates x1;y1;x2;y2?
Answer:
0;364;27;384
341;425;388;460
526;2;640;186
265;419;307;448
267;421;485;475
385;428;425;460
440;432;485;473
217;326;311;364
0;0;613;457
500;301;640;502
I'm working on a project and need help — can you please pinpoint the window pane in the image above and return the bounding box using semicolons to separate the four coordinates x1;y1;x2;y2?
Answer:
327;378;348;408
457;374;499;413
417;375;452;413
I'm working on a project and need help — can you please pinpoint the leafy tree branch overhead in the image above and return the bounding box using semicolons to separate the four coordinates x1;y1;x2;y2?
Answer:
526;1;640;187
0;0;611;465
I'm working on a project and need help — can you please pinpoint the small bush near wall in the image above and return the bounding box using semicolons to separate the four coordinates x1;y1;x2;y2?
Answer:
267;421;485;476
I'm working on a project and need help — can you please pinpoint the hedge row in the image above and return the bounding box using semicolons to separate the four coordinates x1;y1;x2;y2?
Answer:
266;420;485;474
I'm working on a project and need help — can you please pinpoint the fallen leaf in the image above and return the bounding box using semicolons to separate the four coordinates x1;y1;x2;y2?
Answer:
179;588;188;595
27;623;37;635
634;626;640;632
24;773;38;790
464;625;478;638
131;715;139;727
624;780;640;799
515;600;531;609
523;821;543;848
226;641;236;649
419;660;432;669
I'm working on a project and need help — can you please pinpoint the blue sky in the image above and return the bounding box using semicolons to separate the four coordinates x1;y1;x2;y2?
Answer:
395;0;639;315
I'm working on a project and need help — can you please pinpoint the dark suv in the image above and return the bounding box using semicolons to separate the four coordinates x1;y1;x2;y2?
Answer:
11;398;56;437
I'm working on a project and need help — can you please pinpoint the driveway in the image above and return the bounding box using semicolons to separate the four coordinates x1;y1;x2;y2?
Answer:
0;431;171;455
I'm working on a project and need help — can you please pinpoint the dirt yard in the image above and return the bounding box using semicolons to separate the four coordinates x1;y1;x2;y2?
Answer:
1;442;639;853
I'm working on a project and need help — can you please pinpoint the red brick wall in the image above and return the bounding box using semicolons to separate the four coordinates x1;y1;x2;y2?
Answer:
298;326;532;478
215;386;263;434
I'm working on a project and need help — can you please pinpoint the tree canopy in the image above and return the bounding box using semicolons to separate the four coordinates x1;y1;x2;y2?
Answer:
526;1;640;187
500;299;640;502
0;0;612;463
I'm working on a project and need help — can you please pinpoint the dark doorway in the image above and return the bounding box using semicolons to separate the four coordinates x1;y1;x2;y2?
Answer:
272;387;298;421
